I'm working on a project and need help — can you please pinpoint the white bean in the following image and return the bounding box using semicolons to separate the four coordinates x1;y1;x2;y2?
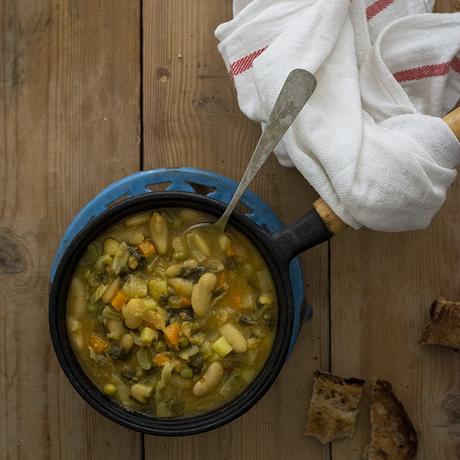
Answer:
67;317;81;333
218;234;232;252
102;277;120;304
192;361;224;397
103;237;120;256
130;383;152;403
71;332;84;351
172;236;187;252
191;273;217;317
165;259;197;277
71;297;86;319
149;212;169;255
177;208;203;222
168;277;193;297
122;298;145;329
165;263;182;277
219;323;247;353
124;213;149;228
124;230;145;246
69;278;86;318
120;333;134;350
186;231;211;262
107;319;124;340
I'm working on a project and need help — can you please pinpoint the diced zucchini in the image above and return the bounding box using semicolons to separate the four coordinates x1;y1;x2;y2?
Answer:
139;326;157;345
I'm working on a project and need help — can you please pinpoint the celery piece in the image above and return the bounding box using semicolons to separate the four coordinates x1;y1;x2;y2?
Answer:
148;279;168;300
102;305;122;321
122;274;147;298
95;254;113;272
80;243;100;267
111;242;129;275
212;336;233;357
136;348;152;371
90;283;108;303
178;345;199;361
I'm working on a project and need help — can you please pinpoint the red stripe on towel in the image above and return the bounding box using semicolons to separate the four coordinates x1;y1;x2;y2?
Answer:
366;0;395;20
229;46;268;77
393;57;460;82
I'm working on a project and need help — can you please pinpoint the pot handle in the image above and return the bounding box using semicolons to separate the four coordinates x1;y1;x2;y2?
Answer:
273;205;333;260
274;107;460;259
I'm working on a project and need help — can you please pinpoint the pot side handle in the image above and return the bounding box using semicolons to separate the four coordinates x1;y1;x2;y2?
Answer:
274;107;460;259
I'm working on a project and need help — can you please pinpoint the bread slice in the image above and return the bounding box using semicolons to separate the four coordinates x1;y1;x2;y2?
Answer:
365;378;417;459
305;370;365;444
420;298;460;349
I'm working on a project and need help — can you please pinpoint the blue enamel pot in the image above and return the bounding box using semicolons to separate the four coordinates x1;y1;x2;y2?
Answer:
48;168;331;435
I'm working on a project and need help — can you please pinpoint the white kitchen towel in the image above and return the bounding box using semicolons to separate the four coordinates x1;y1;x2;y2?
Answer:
215;0;460;231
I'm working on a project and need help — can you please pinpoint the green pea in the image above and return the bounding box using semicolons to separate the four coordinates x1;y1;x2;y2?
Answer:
180;367;194;379
154;340;166;352
103;383;117;396
87;303;98;313
178;337;190;349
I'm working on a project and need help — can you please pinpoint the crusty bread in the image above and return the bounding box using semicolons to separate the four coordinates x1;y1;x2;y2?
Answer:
365;378;417;460
305;370;365;444
420;298;460;349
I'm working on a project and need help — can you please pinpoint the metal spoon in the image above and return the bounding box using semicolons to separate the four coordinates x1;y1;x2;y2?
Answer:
191;69;317;233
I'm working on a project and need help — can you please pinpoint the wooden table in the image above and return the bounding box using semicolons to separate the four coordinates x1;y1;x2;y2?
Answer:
1;1;459;458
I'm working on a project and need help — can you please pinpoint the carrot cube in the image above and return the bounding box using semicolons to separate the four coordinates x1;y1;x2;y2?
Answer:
111;290;128;310
153;353;170;366
90;335;108;353
138;240;156;257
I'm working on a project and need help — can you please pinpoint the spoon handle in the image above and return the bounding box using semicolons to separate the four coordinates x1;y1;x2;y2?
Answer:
215;69;317;231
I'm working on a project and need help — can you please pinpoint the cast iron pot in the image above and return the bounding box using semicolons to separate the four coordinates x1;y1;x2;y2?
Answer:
49;189;335;436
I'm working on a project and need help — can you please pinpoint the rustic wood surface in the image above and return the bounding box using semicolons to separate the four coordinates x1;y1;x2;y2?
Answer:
0;1;458;459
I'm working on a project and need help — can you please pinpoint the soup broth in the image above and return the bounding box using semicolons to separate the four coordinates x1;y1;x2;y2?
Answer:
67;208;278;417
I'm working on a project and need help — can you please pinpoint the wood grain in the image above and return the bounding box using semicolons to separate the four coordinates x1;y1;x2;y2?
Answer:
0;1;142;459
142;1;329;459
331;2;460;459
1;0;457;458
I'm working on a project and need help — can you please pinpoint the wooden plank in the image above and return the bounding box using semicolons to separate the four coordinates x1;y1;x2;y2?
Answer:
0;1;142;458
331;1;460;458
434;0;460;12
143;1;329;459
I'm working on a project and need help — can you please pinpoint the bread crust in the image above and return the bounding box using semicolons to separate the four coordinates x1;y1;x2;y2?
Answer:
420;298;460;349
365;378;417;460
305;370;365;444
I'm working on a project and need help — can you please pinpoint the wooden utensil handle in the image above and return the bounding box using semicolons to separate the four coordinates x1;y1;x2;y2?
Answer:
314;107;460;236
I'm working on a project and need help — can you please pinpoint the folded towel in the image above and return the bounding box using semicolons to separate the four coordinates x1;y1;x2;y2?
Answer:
216;0;460;231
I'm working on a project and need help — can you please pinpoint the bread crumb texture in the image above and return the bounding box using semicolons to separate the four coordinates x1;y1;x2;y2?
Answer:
365;378;417;460
305;370;365;444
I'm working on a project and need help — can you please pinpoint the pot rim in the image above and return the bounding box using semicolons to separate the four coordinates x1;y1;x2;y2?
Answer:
48;191;295;435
